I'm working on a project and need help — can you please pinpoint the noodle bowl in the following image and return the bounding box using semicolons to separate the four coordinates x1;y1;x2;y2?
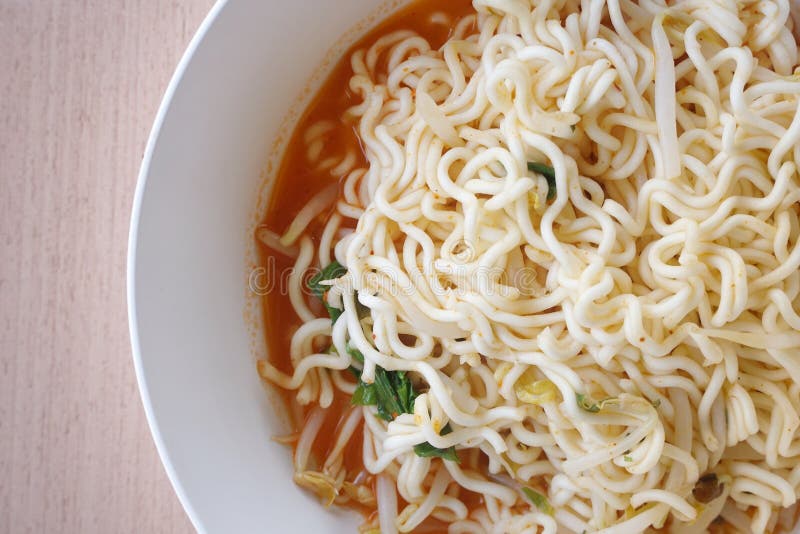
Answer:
256;0;800;532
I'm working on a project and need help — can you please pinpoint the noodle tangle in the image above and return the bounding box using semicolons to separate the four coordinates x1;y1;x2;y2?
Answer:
258;1;800;532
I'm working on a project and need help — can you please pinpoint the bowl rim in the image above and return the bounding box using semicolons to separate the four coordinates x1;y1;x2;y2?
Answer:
126;1;227;532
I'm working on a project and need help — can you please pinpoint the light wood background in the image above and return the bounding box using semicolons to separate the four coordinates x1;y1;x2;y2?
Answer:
0;1;214;532
4;2;800;534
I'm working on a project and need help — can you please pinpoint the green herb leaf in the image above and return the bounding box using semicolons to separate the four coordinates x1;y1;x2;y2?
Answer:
350;361;417;422
527;161;557;201
352;382;377;406
623;455;633;462
308;261;348;323
346;341;364;364
576;393;601;413
326;345;360;379
345;342;402;420
650;398;661;409
413;441;459;461
391;370;416;415
522;488;554;516
345;336;458;462
413;423;459;462
308;261;347;299
372;368;414;421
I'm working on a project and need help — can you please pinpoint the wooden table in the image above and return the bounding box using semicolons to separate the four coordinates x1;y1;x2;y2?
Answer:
0;1;214;531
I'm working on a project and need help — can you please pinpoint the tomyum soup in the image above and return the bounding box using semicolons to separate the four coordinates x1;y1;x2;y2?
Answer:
254;0;800;532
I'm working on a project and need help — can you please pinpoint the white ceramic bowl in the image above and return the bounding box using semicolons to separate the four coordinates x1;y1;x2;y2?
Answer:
127;2;800;532
128;1;404;531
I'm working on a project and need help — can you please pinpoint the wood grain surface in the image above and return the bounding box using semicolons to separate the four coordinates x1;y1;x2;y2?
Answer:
0;1;214;532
